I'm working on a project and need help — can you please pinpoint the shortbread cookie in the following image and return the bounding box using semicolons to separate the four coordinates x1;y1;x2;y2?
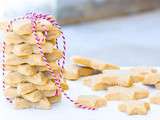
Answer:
43;71;60;80
155;82;160;89
5;72;26;87
6;64;37;76
37;62;60;71
63;65;80;80
5;72;48;86
34;97;51;109
48;95;62;104
36;19;54;31
142;73;160;85
105;86;149;101
4;87;18;99
26;72;48;85
22;90;42;102
5;53;62;66
13;19;32;35
64;65;101;80
11;43;32;56
82;74;109;90
36;81;56;91
83;73;133;91
17;83;37;95
103;69;143;83
103;68;156;83
78;66;100;76
75;95;107;108
33;42;56;53
45;49;63;61
60;82;69;90
130;67;157;75
21;32;46;44
71;56;120;71
5;32;45;45
5;54;27;65
41;90;57;97
150;92;160;104
14;97;32;109
118;101;150;115
7;42;56;56
46;26;61;40
103;70;133;87
130;67;157;83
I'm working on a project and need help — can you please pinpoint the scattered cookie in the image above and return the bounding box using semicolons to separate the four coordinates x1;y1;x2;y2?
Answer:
150;92;160;104
105;86;149;101
155;82;160;89
71;56;120;71
118;100;150;115
103;69;143;83
103;70;133;87
83;73;133;91
75;95;107;108
130;67;157;83
64;65;101;80
82;74;114;90
142;73;160;85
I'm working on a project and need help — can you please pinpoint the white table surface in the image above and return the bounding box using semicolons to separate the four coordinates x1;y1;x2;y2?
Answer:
1;10;160;120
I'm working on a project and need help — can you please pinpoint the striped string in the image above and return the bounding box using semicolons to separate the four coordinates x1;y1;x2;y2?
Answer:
2;12;96;110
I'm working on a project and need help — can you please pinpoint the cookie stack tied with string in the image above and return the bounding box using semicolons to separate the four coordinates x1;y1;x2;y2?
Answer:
4;17;68;109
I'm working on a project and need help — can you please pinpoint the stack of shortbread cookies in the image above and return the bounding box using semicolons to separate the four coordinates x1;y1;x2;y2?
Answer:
4;19;68;109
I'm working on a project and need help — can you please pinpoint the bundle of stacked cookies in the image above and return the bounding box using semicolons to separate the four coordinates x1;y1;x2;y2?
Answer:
4;19;68;109
65;56;160;115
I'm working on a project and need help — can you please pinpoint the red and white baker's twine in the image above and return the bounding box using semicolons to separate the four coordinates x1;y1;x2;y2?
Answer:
2;13;96;110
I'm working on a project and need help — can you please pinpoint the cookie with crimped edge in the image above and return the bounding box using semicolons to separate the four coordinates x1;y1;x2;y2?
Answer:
150;92;160;104
22;90;42;103
5;64;37;76
118;100;150;115
71;56;120;71
6;42;57;56
4;87;18;99
64;65;101;80
105;86;149;101
75;95;107;109
17;83;37;95
82;73;133;91
5;52;62;66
